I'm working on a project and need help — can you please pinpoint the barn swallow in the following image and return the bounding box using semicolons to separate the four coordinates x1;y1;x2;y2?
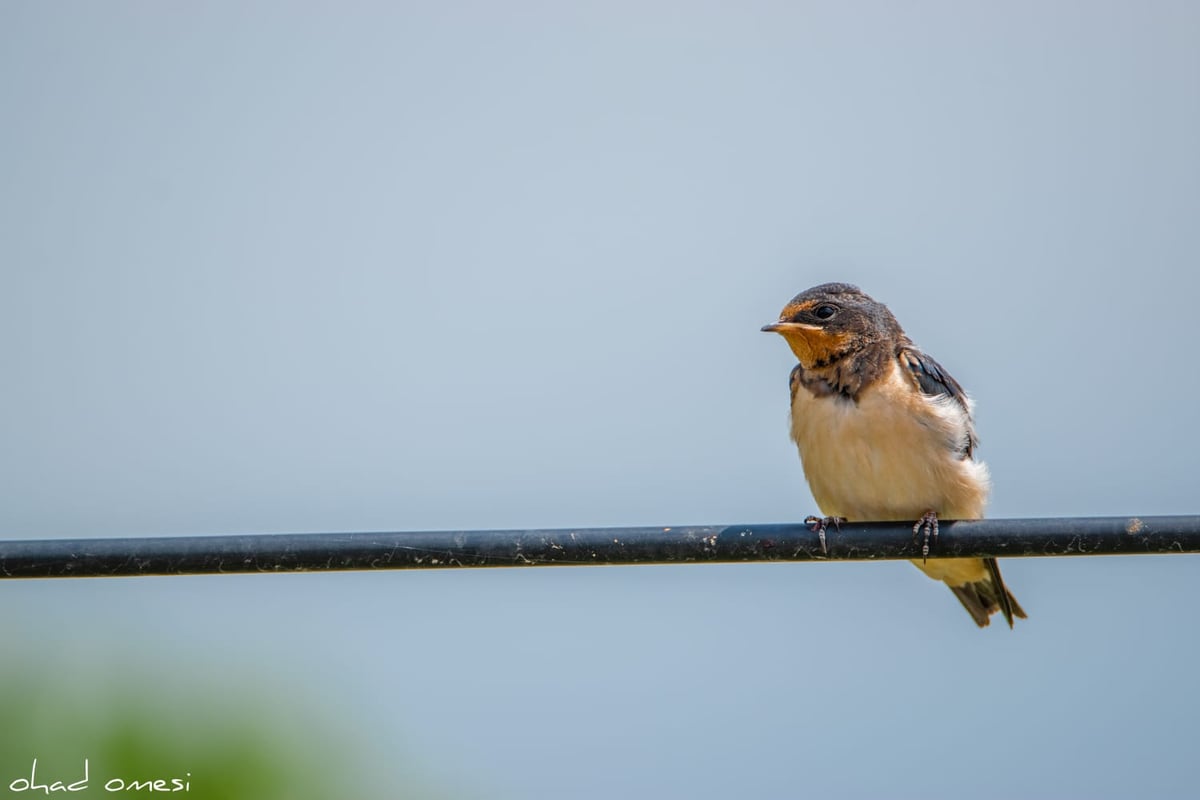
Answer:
762;282;1026;628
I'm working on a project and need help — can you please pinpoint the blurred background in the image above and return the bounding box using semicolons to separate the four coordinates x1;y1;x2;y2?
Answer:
3;2;1199;797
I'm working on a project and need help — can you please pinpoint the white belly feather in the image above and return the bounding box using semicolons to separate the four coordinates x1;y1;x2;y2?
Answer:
789;360;990;523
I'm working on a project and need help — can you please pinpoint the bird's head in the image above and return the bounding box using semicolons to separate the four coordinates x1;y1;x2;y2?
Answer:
761;282;901;369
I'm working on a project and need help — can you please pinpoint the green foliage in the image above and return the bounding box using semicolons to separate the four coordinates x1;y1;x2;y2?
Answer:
0;669;369;799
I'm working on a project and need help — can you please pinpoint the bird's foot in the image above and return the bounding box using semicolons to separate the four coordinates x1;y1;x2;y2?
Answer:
804;515;845;555
912;510;939;563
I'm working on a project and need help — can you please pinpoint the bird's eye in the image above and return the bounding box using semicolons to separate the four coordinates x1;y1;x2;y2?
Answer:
813;304;837;320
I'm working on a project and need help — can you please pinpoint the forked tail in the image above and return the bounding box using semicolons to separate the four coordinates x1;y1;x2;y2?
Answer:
948;558;1027;628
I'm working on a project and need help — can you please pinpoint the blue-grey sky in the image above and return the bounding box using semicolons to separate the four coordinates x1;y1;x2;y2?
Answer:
3;2;1199;798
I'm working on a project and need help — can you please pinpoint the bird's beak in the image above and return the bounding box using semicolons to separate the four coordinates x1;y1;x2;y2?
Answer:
761;321;810;333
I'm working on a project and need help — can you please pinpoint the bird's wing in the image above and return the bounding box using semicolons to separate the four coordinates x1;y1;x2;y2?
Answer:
898;346;978;459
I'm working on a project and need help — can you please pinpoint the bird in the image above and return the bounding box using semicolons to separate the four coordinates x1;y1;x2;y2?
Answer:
761;282;1025;628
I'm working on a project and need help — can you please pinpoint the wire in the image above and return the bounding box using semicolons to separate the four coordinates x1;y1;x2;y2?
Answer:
0;515;1195;579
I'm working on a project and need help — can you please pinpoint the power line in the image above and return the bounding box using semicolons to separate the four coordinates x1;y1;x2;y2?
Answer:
0;515;1196;579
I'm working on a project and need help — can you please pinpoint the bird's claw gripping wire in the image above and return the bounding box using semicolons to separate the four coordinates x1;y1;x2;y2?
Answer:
913;510;939;563
804;515;846;555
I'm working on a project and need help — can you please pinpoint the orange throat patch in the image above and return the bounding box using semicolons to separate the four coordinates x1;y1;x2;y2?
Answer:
779;328;854;369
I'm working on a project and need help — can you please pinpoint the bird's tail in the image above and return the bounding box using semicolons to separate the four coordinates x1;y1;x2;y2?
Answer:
947;557;1027;628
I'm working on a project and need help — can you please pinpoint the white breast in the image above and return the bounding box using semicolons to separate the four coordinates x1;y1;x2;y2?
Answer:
789;360;990;522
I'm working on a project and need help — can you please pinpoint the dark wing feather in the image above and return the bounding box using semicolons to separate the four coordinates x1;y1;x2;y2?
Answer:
898;346;977;458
